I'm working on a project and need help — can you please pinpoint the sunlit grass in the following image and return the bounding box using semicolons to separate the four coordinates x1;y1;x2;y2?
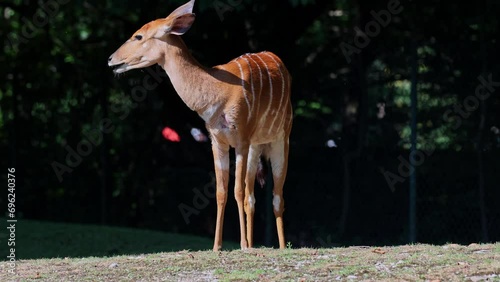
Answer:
3;243;498;281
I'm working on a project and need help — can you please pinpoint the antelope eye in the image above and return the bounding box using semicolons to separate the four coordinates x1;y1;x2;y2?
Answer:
135;35;143;40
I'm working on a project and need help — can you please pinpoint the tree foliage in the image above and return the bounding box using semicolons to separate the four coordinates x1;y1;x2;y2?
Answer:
1;0;499;246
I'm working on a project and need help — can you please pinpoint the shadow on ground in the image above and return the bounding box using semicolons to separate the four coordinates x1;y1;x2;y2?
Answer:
1;218;238;259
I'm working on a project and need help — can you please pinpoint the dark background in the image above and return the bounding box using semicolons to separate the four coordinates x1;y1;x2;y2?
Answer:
1;0;499;248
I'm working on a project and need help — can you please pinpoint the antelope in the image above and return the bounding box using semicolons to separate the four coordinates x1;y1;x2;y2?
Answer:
108;0;292;251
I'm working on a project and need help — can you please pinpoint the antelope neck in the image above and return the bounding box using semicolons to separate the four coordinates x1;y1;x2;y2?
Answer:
158;35;220;114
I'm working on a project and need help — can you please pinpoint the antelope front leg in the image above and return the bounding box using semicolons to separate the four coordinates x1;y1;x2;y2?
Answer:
235;145;250;249
212;142;230;252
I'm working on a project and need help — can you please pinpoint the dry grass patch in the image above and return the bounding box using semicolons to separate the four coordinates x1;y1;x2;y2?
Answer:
1;243;498;281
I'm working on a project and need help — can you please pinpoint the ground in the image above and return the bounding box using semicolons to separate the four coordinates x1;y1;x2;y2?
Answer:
0;219;498;281
2;243;499;281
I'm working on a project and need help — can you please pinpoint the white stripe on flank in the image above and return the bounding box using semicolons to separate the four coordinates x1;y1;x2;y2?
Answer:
274;57;291;134
235;59;251;118
246;55;263;124
253;53;273;132
262;52;286;135
277;89;290;134
282;76;292;130
241;56;255;122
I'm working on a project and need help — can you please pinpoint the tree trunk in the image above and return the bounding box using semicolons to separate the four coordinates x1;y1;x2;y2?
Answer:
477;0;489;242
338;0;368;238
409;39;418;243
99;89;110;225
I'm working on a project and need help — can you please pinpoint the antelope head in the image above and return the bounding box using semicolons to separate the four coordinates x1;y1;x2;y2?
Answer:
108;0;196;74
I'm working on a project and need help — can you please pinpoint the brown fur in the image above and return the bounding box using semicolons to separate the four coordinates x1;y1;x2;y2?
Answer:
108;0;292;251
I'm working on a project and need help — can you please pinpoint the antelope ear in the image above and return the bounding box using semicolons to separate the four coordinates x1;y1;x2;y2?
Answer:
153;13;195;38
167;0;195;19
169;13;196;35
154;0;196;38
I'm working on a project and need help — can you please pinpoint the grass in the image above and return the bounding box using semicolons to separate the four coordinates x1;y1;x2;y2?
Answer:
0;218;238;259
0;219;499;281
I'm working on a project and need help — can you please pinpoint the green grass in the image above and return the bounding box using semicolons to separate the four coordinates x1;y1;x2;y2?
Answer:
0;218;238;259
4;244;496;281
0;219;499;281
